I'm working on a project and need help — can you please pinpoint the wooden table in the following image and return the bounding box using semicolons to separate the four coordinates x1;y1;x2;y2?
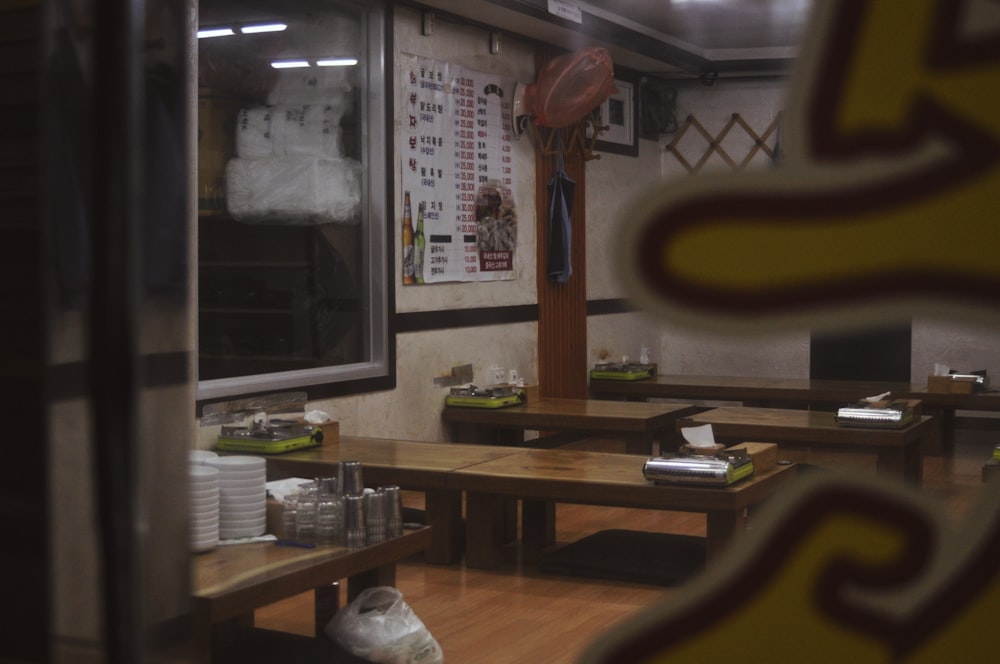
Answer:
589;374;915;406
266;436;525;564
898;388;1000;452
441;397;699;455
447;448;797;568
590;374;1000;455
677;406;934;485
191;527;432;663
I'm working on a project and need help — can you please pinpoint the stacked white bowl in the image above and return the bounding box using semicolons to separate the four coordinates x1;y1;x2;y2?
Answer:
189;449;218;465
189;464;220;553
207;455;267;539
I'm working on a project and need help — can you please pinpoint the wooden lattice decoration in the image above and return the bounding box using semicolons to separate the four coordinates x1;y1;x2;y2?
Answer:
666;112;781;173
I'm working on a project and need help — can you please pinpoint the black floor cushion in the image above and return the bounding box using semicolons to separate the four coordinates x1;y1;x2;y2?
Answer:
539;529;706;587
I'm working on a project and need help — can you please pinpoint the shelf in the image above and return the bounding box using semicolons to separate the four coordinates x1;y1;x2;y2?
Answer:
200;261;311;269
200;307;296;315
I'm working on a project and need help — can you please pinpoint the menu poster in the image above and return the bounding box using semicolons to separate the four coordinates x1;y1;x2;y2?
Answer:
400;54;517;284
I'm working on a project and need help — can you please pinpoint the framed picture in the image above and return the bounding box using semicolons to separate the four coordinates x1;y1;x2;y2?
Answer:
593;75;638;157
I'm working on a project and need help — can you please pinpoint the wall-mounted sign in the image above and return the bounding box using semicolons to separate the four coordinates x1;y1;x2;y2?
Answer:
400;54;517;284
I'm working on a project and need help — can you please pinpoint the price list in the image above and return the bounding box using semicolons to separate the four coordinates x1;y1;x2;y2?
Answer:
400;54;517;284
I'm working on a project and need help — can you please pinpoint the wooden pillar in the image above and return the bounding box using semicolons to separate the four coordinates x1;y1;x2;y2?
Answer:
535;52;588;399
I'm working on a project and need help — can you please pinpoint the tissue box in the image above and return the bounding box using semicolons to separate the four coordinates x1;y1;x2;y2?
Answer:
723;442;778;473
309;419;339;445
266;498;287;538
927;375;977;394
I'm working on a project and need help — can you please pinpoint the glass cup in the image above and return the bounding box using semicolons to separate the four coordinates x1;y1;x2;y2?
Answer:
381;485;403;538
341;461;364;497
294;482;318;542
315;494;344;545
344;494;366;548
364;490;386;545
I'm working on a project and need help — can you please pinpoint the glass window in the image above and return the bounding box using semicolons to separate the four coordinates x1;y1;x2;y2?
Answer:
195;0;391;401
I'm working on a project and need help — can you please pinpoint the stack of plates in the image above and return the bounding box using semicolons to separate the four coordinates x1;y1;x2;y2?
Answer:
190;449;218;465
190;464;220;553
207;455;267;539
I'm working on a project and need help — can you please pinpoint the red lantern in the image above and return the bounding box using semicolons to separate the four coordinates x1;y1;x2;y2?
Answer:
511;47;617;135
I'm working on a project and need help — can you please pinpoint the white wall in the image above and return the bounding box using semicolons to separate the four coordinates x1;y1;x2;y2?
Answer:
585;77;812;378
198;10;1000;448
612;77;1000;383
309;6;539;442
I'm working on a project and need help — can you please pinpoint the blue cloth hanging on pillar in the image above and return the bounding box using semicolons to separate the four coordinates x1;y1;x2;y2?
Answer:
547;132;574;283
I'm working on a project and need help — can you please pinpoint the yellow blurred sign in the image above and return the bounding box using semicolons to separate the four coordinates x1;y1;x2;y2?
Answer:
618;0;1000;329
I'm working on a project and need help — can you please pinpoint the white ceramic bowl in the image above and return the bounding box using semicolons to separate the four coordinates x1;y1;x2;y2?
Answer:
219;513;266;528
191;528;219;540
191;519;220;533
189;485;219;499
191;536;219;553
189;481;219;494
219;500;264;514
218;504;265;519
219;523;266;539
190;464;220;479
190;506;219;520
219;497;264;511
189;450;218;465
191;508;219;522
190;492;219;508
218;486;266;499
213;466;266;479
219;476;266;490
207;456;266;472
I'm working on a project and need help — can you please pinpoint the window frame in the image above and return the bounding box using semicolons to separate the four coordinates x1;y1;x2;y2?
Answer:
194;0;395;405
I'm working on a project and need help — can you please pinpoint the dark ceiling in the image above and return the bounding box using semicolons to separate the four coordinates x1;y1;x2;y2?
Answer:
415;0;814;77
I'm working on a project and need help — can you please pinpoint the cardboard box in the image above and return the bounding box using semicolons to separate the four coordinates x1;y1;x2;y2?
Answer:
864;398;922;417
315;420;339;445
927;375;977;394
724;442;778;474
266;498;288;538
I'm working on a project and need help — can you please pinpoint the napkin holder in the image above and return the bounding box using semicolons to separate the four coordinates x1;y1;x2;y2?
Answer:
216;421;323;454
445;384;527;408
643;449;753;487
589;362;656;381
679;443;725;457
836;399;918;429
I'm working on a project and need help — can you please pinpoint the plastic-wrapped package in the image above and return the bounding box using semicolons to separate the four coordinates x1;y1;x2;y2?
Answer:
225;156;362;224
325;587;443;664
267;67;352;105
234;106;273;158
236;104;346;159
274;104;344;157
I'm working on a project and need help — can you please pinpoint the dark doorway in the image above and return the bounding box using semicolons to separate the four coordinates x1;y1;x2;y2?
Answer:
810;323;912;382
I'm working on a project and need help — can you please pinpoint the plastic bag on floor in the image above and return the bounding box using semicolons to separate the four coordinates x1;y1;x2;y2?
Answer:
325;586;443;664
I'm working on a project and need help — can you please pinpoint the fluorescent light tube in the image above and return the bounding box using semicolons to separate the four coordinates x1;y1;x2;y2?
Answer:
316;58;358;67
241;22;287;34
197;27;235;39
270;60;311;69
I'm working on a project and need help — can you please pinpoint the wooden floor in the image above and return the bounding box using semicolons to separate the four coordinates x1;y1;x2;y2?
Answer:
255;432;997;663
